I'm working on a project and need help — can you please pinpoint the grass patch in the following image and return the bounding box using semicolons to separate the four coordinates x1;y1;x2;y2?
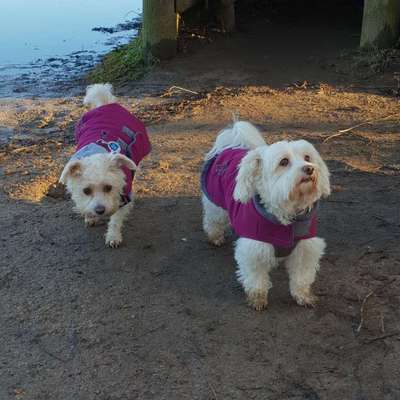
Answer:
87;35;156;84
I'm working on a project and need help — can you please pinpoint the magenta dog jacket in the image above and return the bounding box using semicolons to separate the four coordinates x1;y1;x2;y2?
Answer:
72;103;151;203
201;148;317;255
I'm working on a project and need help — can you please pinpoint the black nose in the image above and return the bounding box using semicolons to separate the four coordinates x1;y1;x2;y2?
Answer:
95;205;106;215
302;165;314;175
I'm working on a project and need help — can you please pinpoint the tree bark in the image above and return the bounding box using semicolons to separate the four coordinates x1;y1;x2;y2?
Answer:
176;0;198;13
142;0;178;60
360;0;400;48
219;0;235;33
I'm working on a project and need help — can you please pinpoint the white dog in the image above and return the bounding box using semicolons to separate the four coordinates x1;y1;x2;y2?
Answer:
60;84;151;247
201;121;330;310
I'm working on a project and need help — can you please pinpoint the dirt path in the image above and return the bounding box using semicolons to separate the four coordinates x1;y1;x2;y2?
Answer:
1;14;400;400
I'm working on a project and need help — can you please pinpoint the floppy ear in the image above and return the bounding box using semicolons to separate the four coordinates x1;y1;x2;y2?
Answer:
312;146;331;197
112;154;137;171
317;156;331;197
59;160;82;184
233;148;262;203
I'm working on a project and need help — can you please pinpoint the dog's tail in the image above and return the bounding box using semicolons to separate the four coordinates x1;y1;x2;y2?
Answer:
206;120;266;160
83;83;117;109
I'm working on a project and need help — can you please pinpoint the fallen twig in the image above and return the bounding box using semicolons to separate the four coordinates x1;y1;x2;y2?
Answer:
208;381;218;400
11;144;39;154
324;113;399;143
236;386;265;391
326;199;360;204
293;80;309;89
373;215;395;226
167;86;199;95
363;331;400;344
135;323;166;339
356;289;375;334
380;313;385;334
356;279;396;334
35;339;68;363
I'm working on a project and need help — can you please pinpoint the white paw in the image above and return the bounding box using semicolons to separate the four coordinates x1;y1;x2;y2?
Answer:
292;287;318;307
207;233;225;247
106;239;121;248
105;232;122;248
247;290;268;311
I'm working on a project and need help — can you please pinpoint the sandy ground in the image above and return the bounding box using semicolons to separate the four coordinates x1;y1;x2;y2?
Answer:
1;10;400;400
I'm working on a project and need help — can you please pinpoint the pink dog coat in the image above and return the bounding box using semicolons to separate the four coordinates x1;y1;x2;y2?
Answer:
201;148;317;256
71;103;151;204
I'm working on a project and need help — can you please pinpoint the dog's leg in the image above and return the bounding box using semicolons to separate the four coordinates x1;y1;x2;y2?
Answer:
235;238;277;311
105;202;133;248
202;194;229;246
285;237;326;307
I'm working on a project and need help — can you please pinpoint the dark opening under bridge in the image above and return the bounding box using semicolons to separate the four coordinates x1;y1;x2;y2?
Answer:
142;0;400;59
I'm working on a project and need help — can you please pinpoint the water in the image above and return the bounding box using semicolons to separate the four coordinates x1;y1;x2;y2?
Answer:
0;0;142;97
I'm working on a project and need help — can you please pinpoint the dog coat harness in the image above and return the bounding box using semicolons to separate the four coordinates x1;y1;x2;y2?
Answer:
71;103;151;205
201;148;318;256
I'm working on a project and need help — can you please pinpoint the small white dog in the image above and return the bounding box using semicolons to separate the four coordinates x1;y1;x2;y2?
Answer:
60;83;151;247
201;121;330;310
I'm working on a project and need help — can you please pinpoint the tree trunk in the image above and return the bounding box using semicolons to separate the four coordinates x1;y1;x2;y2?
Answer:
219;0;235;33
142;0;178;60
176;0;198;13
360;0;400;48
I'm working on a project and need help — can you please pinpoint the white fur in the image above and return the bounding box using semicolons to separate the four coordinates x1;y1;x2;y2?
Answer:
202;121;330;310
83;83;116;108
206;121;266;160
60;84;137;248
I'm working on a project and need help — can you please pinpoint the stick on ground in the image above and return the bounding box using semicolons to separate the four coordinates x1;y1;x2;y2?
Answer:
324;113;399;143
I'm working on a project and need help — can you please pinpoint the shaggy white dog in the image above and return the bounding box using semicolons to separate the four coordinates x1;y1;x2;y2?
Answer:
201;121;330;310
60;84;151;247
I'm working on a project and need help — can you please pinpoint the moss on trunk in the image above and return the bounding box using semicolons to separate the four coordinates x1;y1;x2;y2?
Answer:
142;0;178;60
361;0;400;48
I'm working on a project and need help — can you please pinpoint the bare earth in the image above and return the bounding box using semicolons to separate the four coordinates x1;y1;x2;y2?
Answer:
1;16;400;400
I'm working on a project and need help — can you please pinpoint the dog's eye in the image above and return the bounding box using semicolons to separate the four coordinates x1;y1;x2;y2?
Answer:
304;155;311;162
279;158;289;167
103;184;112;193
83;187;92;196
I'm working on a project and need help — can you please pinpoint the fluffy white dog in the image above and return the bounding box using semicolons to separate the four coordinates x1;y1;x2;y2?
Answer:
201;121;330;310
60;84;151;247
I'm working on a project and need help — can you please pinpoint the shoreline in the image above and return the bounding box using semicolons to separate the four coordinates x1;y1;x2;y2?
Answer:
0;18;141;99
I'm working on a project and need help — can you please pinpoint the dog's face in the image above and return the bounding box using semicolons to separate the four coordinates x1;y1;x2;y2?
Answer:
60;153;136;218
234;140;330;223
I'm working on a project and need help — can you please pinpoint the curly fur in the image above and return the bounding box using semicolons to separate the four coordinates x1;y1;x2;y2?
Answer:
60;84;136;248
83;83;116;108
202;121;330;310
